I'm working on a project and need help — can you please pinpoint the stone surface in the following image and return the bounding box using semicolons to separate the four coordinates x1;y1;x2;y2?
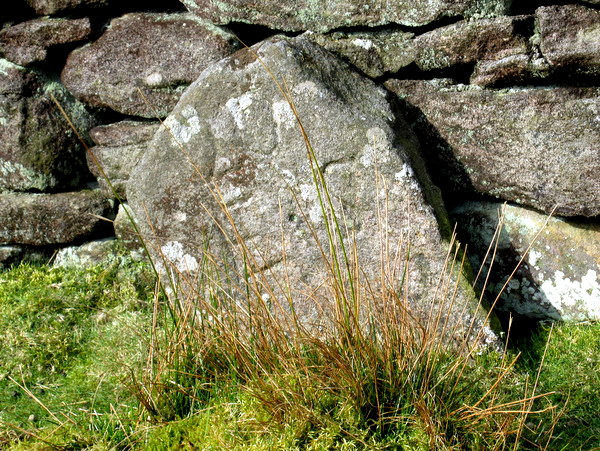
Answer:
305;30;415;79
537;4;600;76
24;0;111;14
385;79;600;217
414;16;531;71
0;245;51;269
61;13;240;118
128;36;493;339
452;202;600;321
0;59;97;192
88;121;159;198
0;17;92;66
114;202;144;252
0;190;113;245
470;53;551;87
182;0;510;32
53;238;119;268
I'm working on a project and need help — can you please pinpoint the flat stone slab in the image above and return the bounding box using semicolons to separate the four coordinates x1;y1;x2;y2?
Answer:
537;4;600;76
88;121;160;199
452;201;600;321
0;190;113;245
305;30;415;78
182;0;510;32
0;59;97;192
0;17;92;66
414;15;530;71
385;79;600;217
61;13;240;118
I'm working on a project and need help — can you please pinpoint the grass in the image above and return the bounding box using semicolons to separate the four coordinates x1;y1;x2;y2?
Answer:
0;254;155;449
2;256;598;449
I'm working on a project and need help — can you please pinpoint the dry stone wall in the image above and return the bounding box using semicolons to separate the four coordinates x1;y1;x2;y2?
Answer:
0;0;598;324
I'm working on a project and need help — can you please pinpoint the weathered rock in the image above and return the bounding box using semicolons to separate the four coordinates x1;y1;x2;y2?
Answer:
305;30;415;78
53;238;119;268
470;53;551;87
114;202;144;251
88;121;159;198
128;36;494;340
385;79;600;217
61;13;240;118
536;4;600;76
0;190;113;245
24;0;111;14
182;0;510;32
452;202;600;321
0;246;25;268
0;17;92;66
414;16;531;71
0;59;97;192
0;245;51;269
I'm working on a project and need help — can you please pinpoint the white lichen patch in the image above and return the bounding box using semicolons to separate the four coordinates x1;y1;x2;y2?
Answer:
528;248;542;268
0;58;21;75
352;38;374;50
293;81;324;99
226;93;253;129
160;241;198;273
360;127;391;167
143;72;163;87
164;104;201;145
272;100;295;129
300;183;322;223
0;105;8;126
222;185;242;203
539;269;600;319
173;211;187;222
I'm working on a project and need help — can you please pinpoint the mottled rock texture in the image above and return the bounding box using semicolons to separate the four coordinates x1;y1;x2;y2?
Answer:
0;59;96;192
61;13;240;118
25;0;111;14
88;121;159;198
385;79;600;217
128;37;489;335
0;17;92;66
54;238;119;267
182;0;510;32
414;16;531;71
452;202;600;321
305;30;415;78
0;190;112;245
537;4;600;76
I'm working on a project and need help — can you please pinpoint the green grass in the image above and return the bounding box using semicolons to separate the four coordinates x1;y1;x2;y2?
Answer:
518;323;600;450
1;256;598;450
0;256;155;449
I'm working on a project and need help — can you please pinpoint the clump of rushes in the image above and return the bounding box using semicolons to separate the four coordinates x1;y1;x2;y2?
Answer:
132;60;558;449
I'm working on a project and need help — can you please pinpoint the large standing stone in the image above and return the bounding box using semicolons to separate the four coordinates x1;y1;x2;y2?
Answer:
182;0;510;32
88;120;160;198
0;190;112;245
61;13;241;118
537;4;600;76
128;37;492;339
452;202;600;322
414;16;531;71
0;59;96;192
385;79;600;217
0;17;92;66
